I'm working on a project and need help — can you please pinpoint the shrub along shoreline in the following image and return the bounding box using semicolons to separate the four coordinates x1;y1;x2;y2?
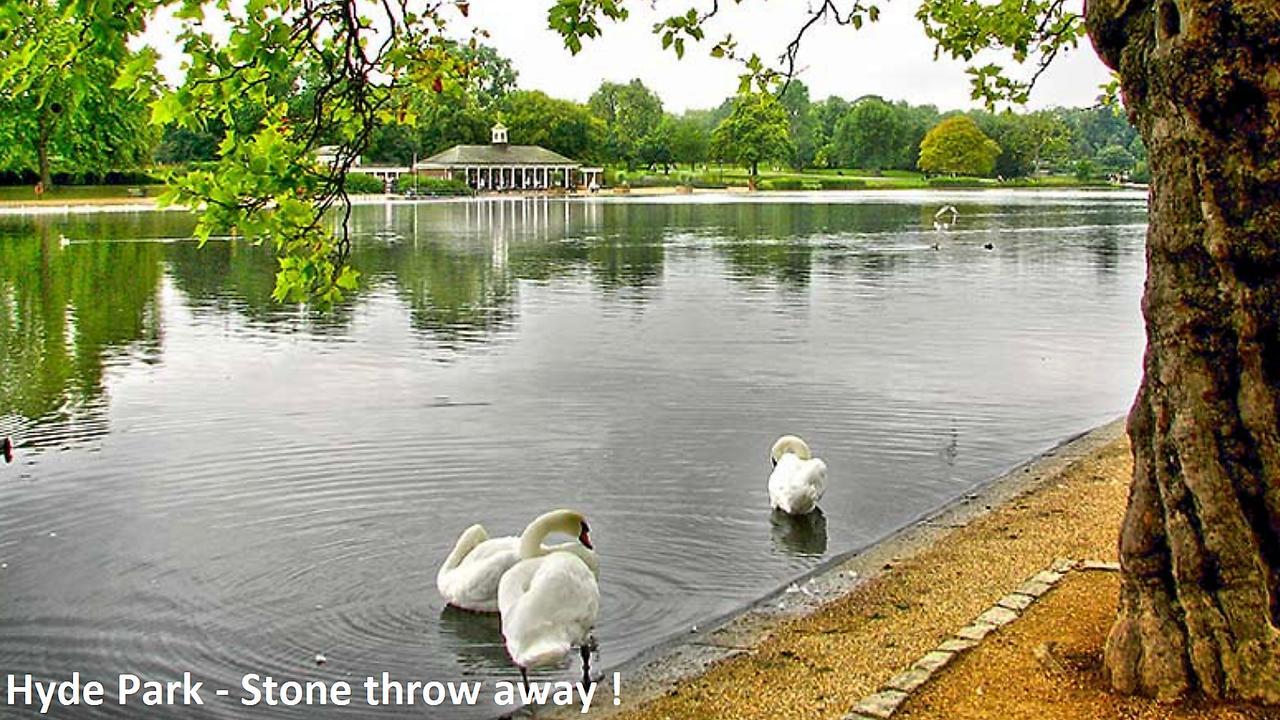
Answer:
609;167;1123;192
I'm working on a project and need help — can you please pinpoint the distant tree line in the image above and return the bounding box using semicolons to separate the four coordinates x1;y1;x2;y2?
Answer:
0;37;1146;188
160;64;1149;184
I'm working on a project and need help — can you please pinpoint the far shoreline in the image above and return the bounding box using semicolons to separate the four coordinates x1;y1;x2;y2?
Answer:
0;184;1148;217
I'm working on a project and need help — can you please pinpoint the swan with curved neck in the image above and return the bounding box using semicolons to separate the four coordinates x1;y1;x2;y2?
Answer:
437;510;597;613
769;435;828;515
498;509;600;684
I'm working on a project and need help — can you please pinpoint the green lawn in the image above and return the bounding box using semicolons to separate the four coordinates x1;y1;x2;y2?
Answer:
604;165;1113;191
0;184;167;202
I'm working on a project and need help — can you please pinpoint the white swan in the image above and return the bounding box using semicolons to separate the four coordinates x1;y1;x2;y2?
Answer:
497;509;600;683
437;514;598;613
768;435;828;515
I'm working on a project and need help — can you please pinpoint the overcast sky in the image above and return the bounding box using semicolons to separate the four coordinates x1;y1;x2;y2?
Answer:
145;1;1109;113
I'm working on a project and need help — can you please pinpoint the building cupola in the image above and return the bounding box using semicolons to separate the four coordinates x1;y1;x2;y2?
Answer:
491;122;508;145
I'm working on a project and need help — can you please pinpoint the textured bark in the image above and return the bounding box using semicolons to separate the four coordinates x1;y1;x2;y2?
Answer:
1085;0;1280;702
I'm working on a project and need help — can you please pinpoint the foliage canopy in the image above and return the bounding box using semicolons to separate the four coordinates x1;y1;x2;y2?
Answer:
711;92;792;179
918;115;1001;176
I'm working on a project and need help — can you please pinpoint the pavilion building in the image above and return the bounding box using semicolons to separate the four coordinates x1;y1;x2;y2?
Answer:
414;123;602;192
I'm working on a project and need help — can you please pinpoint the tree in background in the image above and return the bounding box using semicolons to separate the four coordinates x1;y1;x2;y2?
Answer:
588;79;663;170
0;2;158;187
970;109;1072;178
810;96;850;168
917;115;1001;177
362;125;419;167
504;90;606;163
368;42;516;165
456;43;518;111
778;79;816;170
1095;144;1137;179
1056;104;1142;179
886;102;941;171
711;92;791;183
669;114;710;170
832;97;908;173
154;124;222;165
637;115;676;172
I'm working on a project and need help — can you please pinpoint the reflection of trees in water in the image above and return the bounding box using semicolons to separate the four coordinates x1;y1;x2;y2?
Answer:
666;203;916;288
378;238;517;349
16;199;1144;378
167;241;280;317
0;220;163;444
581;204;665;292
1086;228;1124;276
823;250;907;283
167;240;360;334
348;201;669;351
719;239;814;287
712;205;821;288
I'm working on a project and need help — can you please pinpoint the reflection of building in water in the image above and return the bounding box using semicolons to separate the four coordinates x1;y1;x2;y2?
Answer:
358;199;663;351
416;124;603;192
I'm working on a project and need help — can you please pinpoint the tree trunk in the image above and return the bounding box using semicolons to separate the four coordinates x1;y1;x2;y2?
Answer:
1086;0;1280;703
36;111;52;189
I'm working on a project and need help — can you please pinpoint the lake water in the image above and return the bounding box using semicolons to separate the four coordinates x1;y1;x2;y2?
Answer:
0;191;1147;717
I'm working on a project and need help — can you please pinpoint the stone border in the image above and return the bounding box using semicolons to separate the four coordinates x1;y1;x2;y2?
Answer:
842;558;1121;720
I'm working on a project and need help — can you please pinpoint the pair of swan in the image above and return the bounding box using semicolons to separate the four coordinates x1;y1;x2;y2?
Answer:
769;435;828;515
437;509;599;682
435;436;824;680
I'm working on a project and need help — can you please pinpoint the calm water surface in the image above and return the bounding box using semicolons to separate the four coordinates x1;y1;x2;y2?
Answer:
0;191;1147;716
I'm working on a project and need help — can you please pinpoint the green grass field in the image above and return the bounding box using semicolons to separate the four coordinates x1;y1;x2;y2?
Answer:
0;184;168;203
606;165;1116;191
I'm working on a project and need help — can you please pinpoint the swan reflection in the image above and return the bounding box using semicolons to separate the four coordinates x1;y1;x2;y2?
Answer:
437;606;510;671
770;508;828;557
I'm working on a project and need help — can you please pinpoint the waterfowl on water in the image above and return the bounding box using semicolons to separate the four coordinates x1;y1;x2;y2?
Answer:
768;435;828;515
497;510;600;684
933;205;959;231
437;510;598;613
2;437;12;464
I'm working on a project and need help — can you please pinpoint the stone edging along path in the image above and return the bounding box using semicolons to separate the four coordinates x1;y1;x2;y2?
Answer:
843;558;1121;719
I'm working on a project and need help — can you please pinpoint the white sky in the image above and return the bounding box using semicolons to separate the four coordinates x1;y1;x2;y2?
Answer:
143;1;1111;113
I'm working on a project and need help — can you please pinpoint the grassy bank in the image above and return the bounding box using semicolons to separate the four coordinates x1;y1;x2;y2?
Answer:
606;166;1120;191
0;184;168;203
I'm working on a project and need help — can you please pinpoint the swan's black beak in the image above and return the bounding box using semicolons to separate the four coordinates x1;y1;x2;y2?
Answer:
771;457;778;468
578;522;594;550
